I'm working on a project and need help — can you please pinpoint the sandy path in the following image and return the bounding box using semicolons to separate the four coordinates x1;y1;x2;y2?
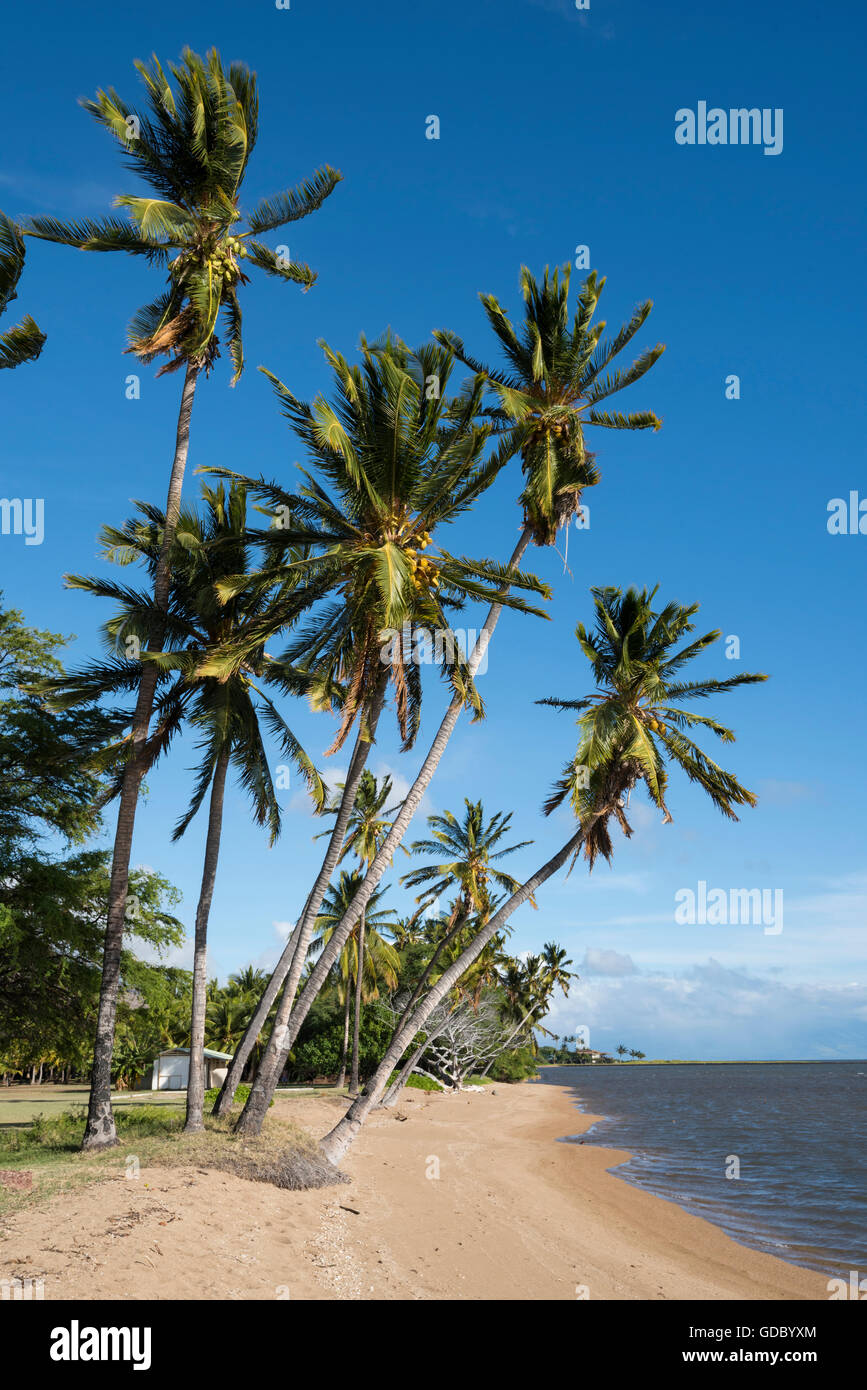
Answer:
0;1082;828;1300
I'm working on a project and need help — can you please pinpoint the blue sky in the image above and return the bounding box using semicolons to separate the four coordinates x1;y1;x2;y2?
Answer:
2;0;865;1059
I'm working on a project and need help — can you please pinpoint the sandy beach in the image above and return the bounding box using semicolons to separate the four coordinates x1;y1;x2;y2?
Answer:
0;1081;827;1301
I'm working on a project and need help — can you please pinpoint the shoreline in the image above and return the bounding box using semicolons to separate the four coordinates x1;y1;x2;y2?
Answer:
0;1081;828;1300
545;1079;837;1282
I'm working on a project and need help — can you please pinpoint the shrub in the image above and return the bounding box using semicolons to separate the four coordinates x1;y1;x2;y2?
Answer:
487;1046;539;1083
203;1085;272;1110
386;1071;443;1092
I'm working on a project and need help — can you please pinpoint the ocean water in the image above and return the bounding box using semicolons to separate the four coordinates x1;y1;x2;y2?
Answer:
541;1061;867;1279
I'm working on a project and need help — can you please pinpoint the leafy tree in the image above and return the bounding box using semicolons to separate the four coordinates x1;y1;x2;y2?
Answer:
435;263;663;544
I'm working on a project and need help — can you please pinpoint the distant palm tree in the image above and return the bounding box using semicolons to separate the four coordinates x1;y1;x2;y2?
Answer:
25;48;340;1151
320;583;767;1163
0;212;45;369
480;942;576;1076
616;1044;629;1062
395;801;532;1045
309;870;399;1088
333;771;403;1094
228;967;269;998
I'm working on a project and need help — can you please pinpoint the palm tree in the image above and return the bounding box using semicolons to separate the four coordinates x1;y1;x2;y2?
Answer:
37;483;324;1133
319;583;767;1163
25;49;340;1150
206;992;251;1056
308;870;399;1089
0;212;46;369
616;1044;629;1062
268;266;665;1096
228;966;269;997
380;803;530;1105
480;941;576;1075
209;337;548;1135
395;801;531;1031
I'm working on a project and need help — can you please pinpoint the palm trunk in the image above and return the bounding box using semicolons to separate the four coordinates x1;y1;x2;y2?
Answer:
320;822;589;1165
379;1029;438;1108
336;982;352;1089
82;360;200;1151
391;901;467;1042
184;747;230;1133
257;528;534;1086
349;912;365;1096
211;918;302;1116
234;676;388;1136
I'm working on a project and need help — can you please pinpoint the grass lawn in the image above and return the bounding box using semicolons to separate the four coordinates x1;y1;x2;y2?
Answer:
0;1084;184;1128
0;1083;342;1130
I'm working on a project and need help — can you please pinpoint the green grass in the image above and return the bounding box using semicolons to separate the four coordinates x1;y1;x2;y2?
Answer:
0;1084;183;1128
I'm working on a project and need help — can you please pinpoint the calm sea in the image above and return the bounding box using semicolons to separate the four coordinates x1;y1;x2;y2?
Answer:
541;1061;867;1279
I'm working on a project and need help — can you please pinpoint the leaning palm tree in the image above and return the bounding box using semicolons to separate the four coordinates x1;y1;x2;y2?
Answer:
205;337;548;1135
266;267;665;1100
0;211;46;369
308;871;399;1089
25;49;340;1150
319;583;767;1162
37;483;324;1134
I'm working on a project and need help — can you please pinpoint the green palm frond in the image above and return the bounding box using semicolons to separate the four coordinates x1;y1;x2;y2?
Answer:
435;263;664;544
537;585;768;864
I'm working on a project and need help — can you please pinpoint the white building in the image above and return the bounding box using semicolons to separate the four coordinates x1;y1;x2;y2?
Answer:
138;1047;233;1091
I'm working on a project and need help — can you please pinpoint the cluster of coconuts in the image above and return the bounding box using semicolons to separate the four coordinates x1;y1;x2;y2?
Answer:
527;411;571;444
405;531;439;589
205;236;248;282
646;715;667;733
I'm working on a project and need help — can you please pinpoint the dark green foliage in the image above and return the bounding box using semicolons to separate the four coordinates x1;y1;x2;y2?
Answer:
203;1084;272;1109
486;1046;538;1083
288;1000;395;1083
0;600;186;1074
